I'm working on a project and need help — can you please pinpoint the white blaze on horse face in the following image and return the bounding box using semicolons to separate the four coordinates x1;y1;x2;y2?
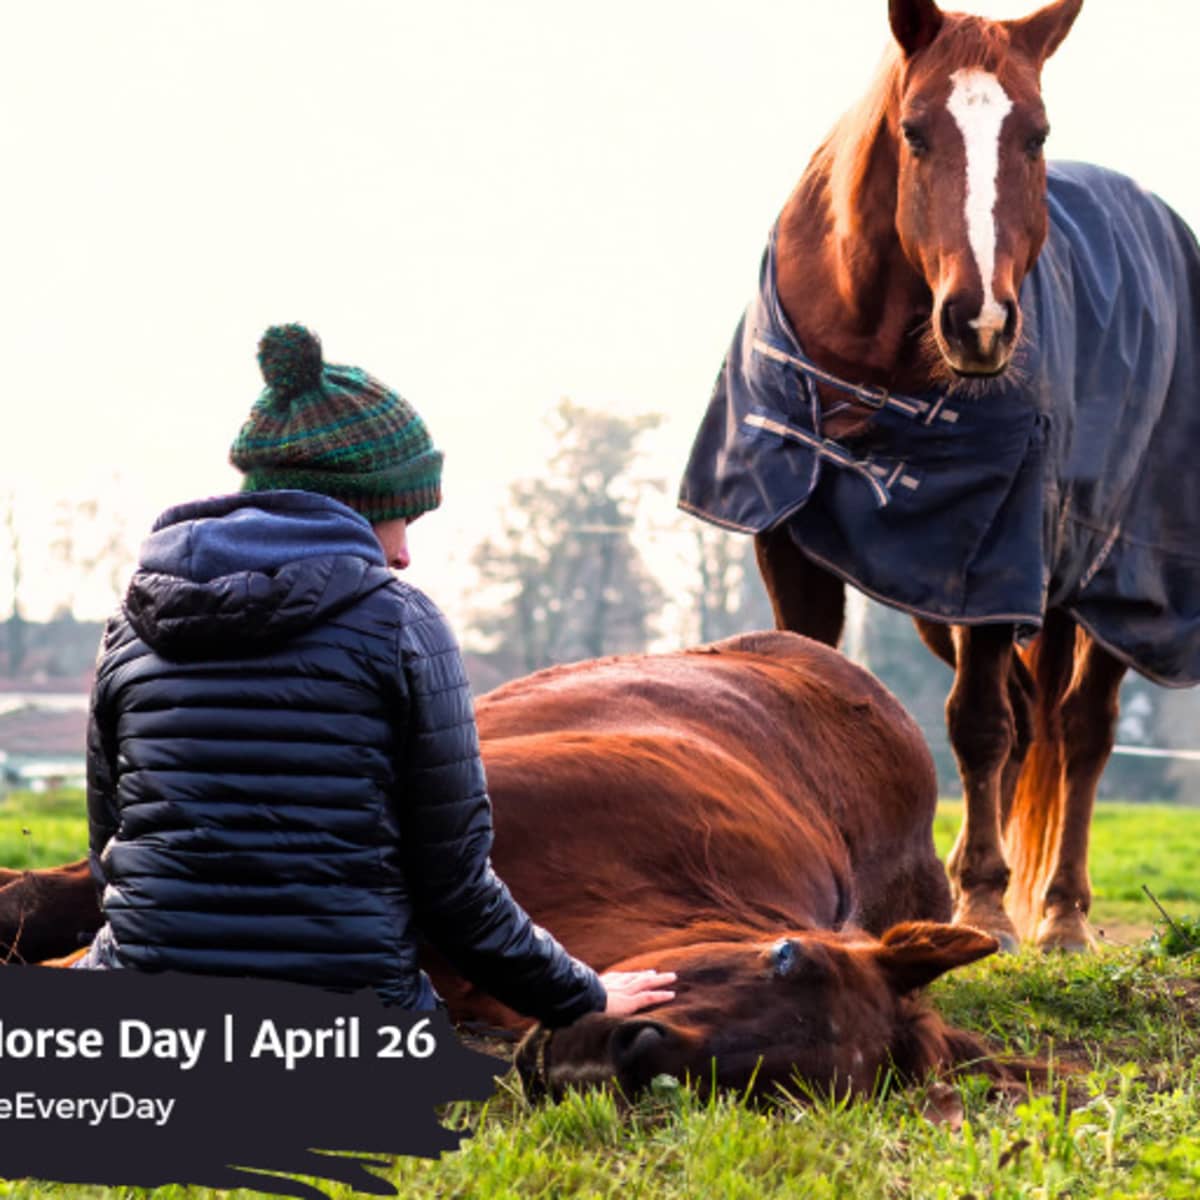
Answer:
945;69;1014;355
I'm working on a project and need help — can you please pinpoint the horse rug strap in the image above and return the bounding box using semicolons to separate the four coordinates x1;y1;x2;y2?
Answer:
679;162;1200;686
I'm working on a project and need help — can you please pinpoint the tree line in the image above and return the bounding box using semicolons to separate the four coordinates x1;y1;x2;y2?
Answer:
2;404;1196;802
456;401;1199;803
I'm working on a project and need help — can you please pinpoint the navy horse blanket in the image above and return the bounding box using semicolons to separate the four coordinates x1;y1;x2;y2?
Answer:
680;162;1200;685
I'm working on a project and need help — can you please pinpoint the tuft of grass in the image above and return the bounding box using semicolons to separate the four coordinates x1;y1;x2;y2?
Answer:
1145;912;1200;960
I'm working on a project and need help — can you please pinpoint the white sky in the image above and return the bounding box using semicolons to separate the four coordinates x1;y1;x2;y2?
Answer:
2;0;1198;627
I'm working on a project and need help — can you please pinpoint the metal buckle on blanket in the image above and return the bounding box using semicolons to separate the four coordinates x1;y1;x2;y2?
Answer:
855;383;890;410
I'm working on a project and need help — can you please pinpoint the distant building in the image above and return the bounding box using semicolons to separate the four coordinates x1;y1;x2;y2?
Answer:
0;692;89;794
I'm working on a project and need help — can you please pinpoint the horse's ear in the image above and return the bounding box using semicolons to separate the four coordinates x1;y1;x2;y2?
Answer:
889;0;944;58
1005;0;1083;66
875;921;999;993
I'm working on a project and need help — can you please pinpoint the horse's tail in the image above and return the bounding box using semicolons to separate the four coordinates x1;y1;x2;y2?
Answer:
1003;609;1077;939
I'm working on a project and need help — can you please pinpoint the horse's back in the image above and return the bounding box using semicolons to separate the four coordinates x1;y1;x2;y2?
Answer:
1040;161;1199;405
473;634;947;969
478;632;939;866
1034;162;1200;681
479;631;918;749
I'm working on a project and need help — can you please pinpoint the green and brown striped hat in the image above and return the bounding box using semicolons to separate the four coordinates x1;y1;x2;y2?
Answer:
229;324;443;522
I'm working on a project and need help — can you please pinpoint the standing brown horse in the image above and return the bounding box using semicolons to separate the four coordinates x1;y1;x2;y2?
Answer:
681;0;1200;952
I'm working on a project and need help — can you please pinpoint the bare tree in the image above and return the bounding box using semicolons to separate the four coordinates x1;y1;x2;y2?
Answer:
466;401;666;678
49;487;136;618
686;523;775;645
2;494;26;676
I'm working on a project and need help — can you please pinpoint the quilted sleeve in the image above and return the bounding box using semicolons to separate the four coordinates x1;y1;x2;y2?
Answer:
393;588;606;1027
86;622;121;896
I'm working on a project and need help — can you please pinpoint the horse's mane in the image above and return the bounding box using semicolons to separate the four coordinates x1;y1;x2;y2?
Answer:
813;18;1020;242
813;45;903;243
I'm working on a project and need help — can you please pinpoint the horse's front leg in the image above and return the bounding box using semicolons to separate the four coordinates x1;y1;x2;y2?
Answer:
1034;634;1126;952
944;624;1020;952
754;526;845;646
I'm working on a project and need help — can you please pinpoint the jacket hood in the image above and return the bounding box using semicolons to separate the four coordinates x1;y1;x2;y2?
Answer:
124;491;394;657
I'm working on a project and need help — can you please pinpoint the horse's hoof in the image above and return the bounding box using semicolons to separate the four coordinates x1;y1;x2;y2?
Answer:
1034;910;1095;954
951;901;1018;954
992;929;1020;955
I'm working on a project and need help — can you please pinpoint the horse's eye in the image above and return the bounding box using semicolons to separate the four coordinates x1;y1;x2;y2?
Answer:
771;939;800;977
901;123;929;155
1026;129;1049;158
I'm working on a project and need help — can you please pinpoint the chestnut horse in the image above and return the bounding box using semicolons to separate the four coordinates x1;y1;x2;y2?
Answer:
682;0;1200;952
1;634;1027;1099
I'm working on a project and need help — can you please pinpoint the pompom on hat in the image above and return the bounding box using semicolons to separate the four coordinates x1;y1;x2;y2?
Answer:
229;324;443;523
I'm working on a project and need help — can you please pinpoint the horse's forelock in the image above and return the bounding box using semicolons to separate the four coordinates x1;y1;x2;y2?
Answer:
817;13;1025;245
913;14;1021;79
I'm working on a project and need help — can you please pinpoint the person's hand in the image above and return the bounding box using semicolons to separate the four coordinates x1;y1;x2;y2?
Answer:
599;969;677;1016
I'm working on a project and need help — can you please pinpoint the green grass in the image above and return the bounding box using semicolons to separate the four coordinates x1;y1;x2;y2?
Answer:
1;791;1198;1198
0;788;87;868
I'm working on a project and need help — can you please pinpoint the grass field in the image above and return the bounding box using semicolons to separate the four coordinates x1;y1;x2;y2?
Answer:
0;790;1197;1199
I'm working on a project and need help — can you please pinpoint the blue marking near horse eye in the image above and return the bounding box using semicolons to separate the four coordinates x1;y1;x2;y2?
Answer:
771;939;798;977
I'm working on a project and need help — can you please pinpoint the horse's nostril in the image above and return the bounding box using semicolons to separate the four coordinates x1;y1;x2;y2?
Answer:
609;1020;667;1068
939;299;959;344
940;294;1017;363
608;1020;671;1092
1003;299;1019;341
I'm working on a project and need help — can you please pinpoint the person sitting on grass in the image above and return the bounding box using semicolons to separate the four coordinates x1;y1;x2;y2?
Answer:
79;323;675;1029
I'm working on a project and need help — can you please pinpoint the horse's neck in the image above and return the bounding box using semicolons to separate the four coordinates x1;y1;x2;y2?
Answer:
775;129;936;409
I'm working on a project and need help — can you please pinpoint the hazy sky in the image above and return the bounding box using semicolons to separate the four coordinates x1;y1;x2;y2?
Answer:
3;0;1198;625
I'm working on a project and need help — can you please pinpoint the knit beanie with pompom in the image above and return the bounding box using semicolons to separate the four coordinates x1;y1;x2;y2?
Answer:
229;324;442;522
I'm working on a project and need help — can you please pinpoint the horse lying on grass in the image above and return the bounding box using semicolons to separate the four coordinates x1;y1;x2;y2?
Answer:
0;633;1034;1099
0;860;96;966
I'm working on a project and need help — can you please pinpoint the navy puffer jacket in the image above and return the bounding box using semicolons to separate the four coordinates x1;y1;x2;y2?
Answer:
86;490;604;1025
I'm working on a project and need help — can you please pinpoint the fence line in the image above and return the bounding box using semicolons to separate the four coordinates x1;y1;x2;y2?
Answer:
917;725;1200;766
1112;744;1200;763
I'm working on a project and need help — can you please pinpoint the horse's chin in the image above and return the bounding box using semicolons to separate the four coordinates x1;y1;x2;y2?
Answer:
950;363;1008;380
937;358;1022;400
919;326;1019;393
940;345;1016;379
933;345;1020;394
